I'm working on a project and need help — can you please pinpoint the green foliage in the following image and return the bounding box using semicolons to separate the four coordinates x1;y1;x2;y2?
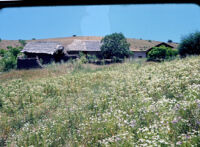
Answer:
86;54;98;63
18;39;27;46
10;46;22;57
147;45;178;61
0;47;22;71
168;39;173;43
0;38;2;42
178;31;200;57
0;52;17;71
79;52;88;64
100;33;132;60
0;49;8;57
32;38;36;40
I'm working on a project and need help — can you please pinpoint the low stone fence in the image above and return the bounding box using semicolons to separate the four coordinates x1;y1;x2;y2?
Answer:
17;57;43;69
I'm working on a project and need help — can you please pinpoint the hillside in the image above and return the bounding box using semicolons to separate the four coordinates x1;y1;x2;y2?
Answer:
0;56;200;146
0;36;178;51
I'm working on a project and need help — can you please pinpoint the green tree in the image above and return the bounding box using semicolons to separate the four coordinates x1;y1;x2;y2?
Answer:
147;45;178;61
168;39;173;43
100;33;132;60
178;31;200;57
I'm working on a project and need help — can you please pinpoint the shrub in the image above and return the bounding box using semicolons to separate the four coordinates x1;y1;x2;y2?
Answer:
178;31;200;57
86;54;98;63
100;33;132;60
0;49;8;57
79;52;88;64
1;52;17;71
0;47;22;71
10;46;22;57
147;45;178;61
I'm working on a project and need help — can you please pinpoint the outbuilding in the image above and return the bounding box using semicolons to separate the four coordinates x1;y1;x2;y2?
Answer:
21;41;65;64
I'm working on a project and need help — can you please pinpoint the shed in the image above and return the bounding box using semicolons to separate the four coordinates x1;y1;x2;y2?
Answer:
66;40;101;56
21;41;65;64
132;42;178;58
146;42;178;54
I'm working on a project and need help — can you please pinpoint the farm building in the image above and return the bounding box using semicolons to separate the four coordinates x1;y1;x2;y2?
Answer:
17;41;75;69
16;37;179;69
21;41;66;64
130;41;178;58
66;39;101;56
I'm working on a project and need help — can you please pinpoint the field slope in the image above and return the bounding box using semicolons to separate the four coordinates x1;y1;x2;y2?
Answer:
0;57;200;146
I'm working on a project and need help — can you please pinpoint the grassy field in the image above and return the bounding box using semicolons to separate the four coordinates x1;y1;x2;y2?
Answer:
0;57;200;146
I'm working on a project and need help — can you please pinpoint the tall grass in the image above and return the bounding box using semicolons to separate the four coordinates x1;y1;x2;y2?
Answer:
0;56;200;146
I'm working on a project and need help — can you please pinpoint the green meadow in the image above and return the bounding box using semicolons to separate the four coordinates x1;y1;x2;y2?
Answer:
0;57;200;146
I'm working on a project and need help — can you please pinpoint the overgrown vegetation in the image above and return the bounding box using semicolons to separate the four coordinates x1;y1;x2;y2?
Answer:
147;45;178;61
0;46;22;71
0;56;200;146
100;33;132;61
178;31;200;57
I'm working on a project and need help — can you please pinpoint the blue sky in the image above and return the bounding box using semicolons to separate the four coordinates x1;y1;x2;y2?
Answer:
0;4;200;42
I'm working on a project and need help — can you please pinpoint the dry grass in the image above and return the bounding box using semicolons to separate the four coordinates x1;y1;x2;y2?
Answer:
0;63;70;82
0;62;109;83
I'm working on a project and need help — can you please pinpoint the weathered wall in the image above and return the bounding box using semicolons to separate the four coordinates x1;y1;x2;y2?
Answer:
133;51;147;58
17;58;43;69
67;51;100;56
25;53;54;64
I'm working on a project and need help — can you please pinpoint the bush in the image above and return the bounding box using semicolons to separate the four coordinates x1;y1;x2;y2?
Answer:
0;47;22;71
100;33;132;60
147;45;178;61
178;31;200;57
79;52;88;64
0;49;8;57
86;54;98;63
1;53;17;71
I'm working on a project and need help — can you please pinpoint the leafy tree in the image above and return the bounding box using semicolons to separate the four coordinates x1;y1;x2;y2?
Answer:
100;33;132;60
0;38;2;42
168;39;173;43
178;31;200;57
147;45;178;61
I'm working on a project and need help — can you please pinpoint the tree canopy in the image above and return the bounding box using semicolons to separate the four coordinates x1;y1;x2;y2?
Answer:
100;33;132;60
178;31;200;57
